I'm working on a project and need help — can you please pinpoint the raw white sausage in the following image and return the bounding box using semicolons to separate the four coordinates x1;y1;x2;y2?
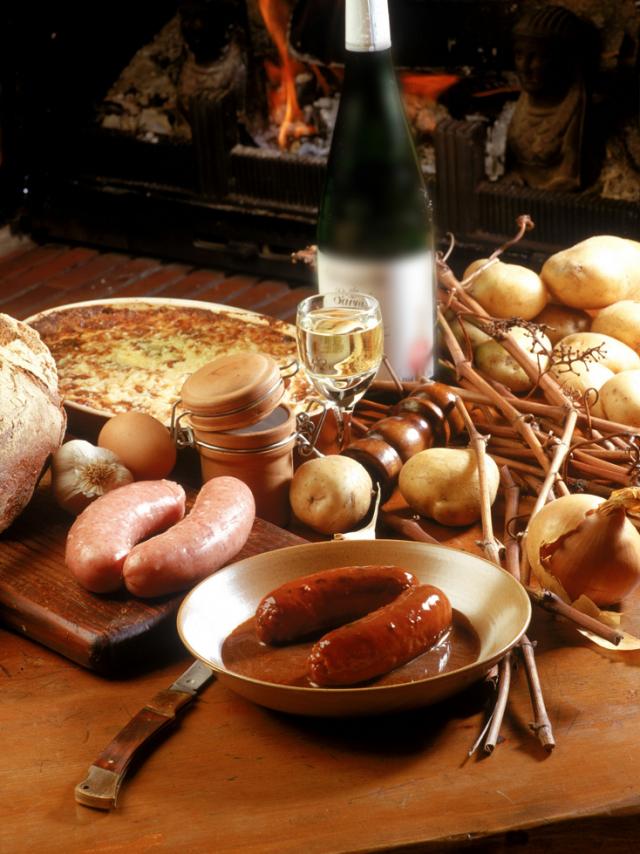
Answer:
123;476;255;597
65;480;186;593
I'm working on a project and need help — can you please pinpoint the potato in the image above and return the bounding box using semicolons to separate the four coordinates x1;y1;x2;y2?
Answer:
464;258;548;320
596;370;640;427
533;303;591;346
590;395;606;419
591;301;640;355
553;332;640;374
541;235;640;310
449;315;492;350
289;455;372;534
399;447;499;527
474;326;551;392
550;360;614;400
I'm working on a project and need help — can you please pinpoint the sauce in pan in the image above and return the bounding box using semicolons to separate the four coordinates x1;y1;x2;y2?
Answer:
222;610;480;688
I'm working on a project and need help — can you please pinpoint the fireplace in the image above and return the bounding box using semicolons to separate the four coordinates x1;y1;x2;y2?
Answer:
4;1;639;280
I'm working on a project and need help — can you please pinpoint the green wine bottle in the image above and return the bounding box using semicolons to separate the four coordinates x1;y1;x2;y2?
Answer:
316;0;435;380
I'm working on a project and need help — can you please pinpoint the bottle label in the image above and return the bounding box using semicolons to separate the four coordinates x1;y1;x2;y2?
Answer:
345;0;391;52
316;250;434;380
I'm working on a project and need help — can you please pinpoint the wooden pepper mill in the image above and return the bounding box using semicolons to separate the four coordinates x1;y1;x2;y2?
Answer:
341;382;465;499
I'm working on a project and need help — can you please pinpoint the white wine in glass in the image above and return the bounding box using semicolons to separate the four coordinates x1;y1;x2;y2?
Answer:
296;292;383;447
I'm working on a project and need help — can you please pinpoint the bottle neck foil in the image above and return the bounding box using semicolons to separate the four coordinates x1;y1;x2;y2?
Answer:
346;0;391;52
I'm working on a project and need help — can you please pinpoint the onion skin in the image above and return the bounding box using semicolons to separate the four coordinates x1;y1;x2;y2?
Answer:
527;492;640;606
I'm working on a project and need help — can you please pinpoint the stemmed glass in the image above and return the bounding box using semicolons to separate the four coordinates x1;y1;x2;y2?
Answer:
296;292;384;451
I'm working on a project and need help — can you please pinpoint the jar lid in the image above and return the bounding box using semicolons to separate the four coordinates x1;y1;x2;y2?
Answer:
180;352;285;430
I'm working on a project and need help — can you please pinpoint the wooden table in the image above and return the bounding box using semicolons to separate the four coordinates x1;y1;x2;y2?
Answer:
3;236;640;852
3;561;640;852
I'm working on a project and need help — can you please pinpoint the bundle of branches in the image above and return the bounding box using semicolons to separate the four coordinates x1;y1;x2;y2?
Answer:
359;217;640;501
351;217;640;755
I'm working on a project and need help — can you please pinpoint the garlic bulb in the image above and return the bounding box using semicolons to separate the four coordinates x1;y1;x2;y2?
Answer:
51;439;134;514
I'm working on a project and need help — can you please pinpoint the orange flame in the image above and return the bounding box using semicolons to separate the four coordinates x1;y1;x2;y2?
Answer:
311;65;332;98
258;0;316;148
399;73;459;102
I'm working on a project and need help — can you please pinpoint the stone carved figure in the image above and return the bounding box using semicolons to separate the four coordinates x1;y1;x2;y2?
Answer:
177;0;247;123
506;5;595;191
99;0;247;141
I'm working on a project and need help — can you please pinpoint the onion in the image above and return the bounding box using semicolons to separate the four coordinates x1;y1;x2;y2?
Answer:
526;488;640;606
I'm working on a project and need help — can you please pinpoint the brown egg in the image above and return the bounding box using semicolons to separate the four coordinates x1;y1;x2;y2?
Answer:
98;412;177;480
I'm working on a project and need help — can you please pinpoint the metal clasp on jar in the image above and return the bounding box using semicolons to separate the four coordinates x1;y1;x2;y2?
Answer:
170;400;196;449
295;398;329;458
171;398;298;454
279;358;299;380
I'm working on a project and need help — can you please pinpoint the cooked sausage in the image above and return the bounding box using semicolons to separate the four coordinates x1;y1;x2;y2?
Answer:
256;566;418;644
65;480;186;594
308;584;452;686
123;476;255;597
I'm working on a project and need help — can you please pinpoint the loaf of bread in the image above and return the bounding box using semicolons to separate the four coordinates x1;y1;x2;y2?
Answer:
0;313;66;532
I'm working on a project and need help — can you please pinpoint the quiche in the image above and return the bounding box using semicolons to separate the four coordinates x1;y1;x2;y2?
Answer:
27;299;315;423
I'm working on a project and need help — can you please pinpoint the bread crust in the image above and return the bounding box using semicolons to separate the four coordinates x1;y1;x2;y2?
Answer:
0;313;66;532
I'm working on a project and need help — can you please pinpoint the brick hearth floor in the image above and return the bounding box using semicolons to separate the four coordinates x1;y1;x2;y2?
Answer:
0;231;313;323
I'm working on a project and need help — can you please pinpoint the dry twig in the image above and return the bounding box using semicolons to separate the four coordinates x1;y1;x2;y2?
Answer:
528;408;578;516
501;467;521;584
439;309;553;475
381;355;404;397
500;468;556;753
455;398;502;564
519;637;555;752
526;588;624;647
483;652;513;754
454;395;514;753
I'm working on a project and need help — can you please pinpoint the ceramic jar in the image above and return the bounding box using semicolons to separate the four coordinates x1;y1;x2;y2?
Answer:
179;352;296;526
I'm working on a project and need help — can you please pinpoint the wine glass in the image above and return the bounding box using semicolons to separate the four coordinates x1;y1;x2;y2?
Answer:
296;292;384;451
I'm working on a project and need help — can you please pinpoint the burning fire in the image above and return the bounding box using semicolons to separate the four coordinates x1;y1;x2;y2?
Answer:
258;0;458;151
399;73;459;102
259;0;316;149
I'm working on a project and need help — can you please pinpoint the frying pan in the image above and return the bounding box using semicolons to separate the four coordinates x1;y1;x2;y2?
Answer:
177;539;531;717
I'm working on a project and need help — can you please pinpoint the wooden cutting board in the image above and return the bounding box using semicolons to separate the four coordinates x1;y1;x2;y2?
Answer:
0;475;305;674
